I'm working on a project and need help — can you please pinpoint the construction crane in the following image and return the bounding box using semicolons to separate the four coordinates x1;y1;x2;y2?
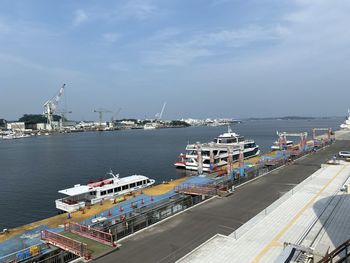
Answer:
155;102;167;122
43;84;65;131
94;108;112;129
111;108;122;124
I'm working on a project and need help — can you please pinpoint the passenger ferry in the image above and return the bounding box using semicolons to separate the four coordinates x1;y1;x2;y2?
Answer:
174;127;260;173
55;170;155;212
340;109;350;130
271;140;294;150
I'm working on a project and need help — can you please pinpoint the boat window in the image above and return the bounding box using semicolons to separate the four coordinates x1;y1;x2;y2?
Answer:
114;187;118;192
203;159;210;164
130;183;136;188
89;191;96;196
122;185;128;190
117;186;121;192
143;180;147;185
107;189;113;194
137;181;142;186
238;137;244;142
101;191;106;196
147;179;150;184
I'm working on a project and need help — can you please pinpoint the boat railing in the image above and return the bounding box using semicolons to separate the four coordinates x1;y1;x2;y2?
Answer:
55;198;86;212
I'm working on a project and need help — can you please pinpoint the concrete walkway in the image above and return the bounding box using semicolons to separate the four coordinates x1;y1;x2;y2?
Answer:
178;161;350;263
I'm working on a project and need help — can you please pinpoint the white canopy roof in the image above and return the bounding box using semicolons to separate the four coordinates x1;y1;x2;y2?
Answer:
58;185;92;196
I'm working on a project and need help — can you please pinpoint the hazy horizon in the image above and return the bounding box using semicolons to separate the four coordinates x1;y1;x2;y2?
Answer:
1;1;350;120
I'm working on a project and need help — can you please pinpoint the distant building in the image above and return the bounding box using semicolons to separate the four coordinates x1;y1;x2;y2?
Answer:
36;123;48;130
7;122;25;131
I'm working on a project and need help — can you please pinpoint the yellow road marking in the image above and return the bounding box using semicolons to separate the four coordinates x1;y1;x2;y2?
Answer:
251;164;348;263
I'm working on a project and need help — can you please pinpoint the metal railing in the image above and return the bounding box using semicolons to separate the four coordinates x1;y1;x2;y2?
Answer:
318;239;350;263
175;183;217;196
41;230;90;260
64;222;115;247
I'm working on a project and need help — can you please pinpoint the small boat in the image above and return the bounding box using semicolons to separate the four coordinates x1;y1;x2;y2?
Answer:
271;140;294;150
2;132;31;140
55;170;155;212
144;122;157;130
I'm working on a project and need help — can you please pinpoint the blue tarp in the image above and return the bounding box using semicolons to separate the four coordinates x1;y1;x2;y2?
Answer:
0;175;215;258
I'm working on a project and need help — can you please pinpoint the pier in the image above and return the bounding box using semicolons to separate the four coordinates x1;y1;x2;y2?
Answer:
0;129;348;263
92;131;350;263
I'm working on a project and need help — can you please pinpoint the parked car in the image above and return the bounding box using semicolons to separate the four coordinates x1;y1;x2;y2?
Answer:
338;151;350;158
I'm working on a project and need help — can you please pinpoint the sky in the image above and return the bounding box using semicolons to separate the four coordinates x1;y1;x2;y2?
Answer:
0;0;350;121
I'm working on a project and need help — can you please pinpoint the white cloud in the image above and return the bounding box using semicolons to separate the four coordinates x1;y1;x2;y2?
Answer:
121;1;157;20
102;32;122;43
73;9;88;26
148;28;181;42
188;26;282;48
143;25;282;66
108;62;128;71
0;21;10;33
146;45;212;66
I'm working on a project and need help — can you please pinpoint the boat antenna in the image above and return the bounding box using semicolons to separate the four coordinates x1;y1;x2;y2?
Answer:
107;169;119;178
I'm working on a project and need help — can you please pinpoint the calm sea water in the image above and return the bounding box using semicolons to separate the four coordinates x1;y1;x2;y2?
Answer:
0;118;343;229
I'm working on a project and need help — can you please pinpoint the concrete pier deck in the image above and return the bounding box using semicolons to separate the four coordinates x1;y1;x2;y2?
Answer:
177;160;350;262
95;132;350;263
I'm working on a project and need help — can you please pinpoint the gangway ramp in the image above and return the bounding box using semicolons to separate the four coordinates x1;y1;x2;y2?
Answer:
64;222;115;247
40;230;91;260
175;183;217;196
41;229;116;260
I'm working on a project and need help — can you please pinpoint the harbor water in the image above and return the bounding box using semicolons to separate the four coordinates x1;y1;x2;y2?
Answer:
0;118;343;229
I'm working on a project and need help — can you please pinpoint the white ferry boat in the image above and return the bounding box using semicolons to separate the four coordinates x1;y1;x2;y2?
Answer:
174;127;260;173
55;170;155;212
144;122;157;130
340;109;350;129
271;140;294;150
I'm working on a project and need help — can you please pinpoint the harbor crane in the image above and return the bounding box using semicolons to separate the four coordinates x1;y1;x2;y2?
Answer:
277;131;308;150
43;84;65;131
94;108;112;129
155;102;167;122
111;108;122;124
